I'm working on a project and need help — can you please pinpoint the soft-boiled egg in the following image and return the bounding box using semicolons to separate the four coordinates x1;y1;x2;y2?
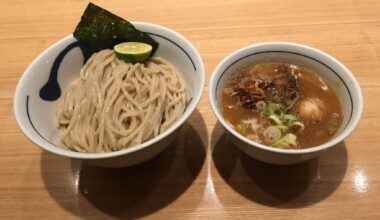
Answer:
298;97;325;122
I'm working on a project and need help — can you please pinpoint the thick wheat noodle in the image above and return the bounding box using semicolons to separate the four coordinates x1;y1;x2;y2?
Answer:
56;49;186;153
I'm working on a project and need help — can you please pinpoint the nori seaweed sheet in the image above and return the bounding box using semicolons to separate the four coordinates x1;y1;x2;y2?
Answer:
73;3;158;55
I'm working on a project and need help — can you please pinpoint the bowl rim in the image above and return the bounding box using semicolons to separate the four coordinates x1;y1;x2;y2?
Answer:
14;21;205;159
209;41;363;155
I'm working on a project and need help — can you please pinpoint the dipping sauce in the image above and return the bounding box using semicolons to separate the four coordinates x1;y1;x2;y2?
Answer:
221;63;343;149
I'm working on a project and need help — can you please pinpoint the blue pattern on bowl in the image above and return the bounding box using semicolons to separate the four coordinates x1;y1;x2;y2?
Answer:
39;41;93;101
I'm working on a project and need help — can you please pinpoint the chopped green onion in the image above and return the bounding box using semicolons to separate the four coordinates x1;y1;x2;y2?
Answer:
272;133;298;148
262;102;305;149
256;101;266;112
327;114;342;133
276;125;288;132
268;114;282;125
265;103;285;116
283;114;299;122
291;121;305;131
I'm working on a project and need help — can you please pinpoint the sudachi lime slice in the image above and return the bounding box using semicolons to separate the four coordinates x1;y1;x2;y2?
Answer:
114;42;153;63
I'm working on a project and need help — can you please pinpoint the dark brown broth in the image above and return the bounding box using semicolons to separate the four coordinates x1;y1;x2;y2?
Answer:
220;63;343;149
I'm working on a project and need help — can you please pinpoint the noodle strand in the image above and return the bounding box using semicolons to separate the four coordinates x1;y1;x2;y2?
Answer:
56;50;186;153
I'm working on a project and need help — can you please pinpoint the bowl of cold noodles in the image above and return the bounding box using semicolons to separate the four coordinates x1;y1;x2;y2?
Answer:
209;42;363;165
14;3;205;167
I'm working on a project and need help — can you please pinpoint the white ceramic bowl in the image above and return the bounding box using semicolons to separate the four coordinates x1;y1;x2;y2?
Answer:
209;42;363;165
14;22;205;167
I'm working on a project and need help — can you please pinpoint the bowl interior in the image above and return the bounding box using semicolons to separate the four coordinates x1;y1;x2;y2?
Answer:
212;43;361;151
14;22;204;158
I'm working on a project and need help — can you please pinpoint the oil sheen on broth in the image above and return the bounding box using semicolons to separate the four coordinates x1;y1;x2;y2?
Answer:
221;63;343;149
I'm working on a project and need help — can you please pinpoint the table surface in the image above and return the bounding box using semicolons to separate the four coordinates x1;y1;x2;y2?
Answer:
1;0;380;219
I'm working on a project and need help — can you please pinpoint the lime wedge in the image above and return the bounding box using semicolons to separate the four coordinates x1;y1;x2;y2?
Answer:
114;42;153;63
